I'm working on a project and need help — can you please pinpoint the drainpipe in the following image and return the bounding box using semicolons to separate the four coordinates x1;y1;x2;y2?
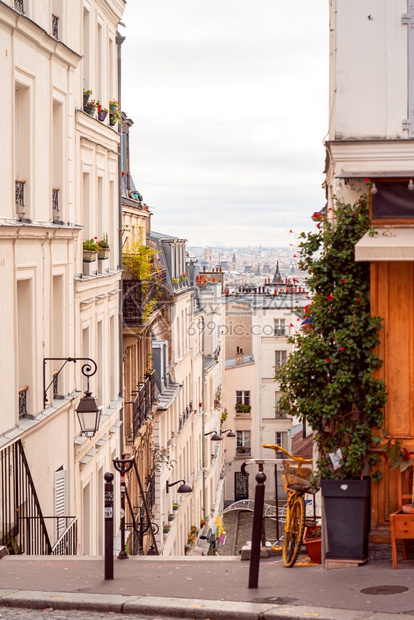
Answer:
116;28;126;455
201;318;206;518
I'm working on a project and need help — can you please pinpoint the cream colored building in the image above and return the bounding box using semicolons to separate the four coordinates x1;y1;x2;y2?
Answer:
0;0;125;556
223;293;306;502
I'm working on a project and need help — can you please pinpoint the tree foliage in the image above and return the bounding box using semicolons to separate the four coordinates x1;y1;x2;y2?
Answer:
278;196;387;480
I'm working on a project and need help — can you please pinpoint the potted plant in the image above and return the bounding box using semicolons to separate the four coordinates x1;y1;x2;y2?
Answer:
235;403;251;414
109;99;119;113
97;103;109;122
172;278;179;285
168;513;174;522
98;233;110;259
83;98;97;117
303;526;322;564
172;502;178;511
83;88;92;106
163;524;170;534
278;196;387;564
83;237;99;262
109;110;120;126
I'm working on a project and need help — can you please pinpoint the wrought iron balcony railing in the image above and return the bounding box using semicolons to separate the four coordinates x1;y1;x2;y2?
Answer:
14;0;24;12
19;386;28;417
132;371;156;440
123;269;171;326
52;14;59;39
52;188;59;213
0;440;78;555
15;180;25;207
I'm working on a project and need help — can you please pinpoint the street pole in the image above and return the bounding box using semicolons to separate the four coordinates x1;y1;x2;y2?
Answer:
104;472;114;580
248;465;266;589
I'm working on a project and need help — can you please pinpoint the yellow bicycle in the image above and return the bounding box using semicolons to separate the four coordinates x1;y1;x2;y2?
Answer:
263;444;314;568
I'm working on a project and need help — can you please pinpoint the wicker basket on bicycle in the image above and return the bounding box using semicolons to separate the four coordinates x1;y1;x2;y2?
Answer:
283;459;313;492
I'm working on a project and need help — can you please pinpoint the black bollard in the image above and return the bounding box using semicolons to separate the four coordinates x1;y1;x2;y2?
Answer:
104;472;114;580
248;466;266;589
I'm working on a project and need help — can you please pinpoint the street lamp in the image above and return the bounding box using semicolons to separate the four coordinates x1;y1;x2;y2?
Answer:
166;479;192;494
75;390;101;437
205;429;236;441
43;357;101;437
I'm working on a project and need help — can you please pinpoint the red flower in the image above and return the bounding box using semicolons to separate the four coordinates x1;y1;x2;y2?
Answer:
339;347;344;351
342;279;346;283
364;177;370;182
290;323;294;327
327;294;333;301
357;298;361;302
326;358;331;363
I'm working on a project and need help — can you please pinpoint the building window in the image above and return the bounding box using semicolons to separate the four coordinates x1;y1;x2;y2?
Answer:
274;319;286;336
236;430;251;455
275;350;287;369
236;390;250;406
275;431;287;449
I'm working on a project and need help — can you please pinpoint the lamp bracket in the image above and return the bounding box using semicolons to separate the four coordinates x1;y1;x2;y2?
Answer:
43;357;97;409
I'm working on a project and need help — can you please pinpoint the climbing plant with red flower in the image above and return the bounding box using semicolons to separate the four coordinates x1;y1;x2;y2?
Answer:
277;196;387;481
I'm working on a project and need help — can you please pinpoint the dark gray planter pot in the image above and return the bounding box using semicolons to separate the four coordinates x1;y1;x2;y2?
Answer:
321;478;370;562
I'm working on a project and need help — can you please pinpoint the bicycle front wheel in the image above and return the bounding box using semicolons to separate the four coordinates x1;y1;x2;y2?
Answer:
283;495;305;567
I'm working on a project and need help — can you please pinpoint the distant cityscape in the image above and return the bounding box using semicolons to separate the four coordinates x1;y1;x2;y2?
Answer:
188;245;307;289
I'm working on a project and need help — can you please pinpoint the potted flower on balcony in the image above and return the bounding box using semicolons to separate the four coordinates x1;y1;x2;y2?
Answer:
83;88;92;106
172;502;179;511
83;98;97;117
98;233;110;260
83;237;99;262
109;110;120;126
97;103;109;122
109;99;119;113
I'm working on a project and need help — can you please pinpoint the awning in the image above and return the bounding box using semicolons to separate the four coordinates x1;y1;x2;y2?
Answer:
355;228;414;261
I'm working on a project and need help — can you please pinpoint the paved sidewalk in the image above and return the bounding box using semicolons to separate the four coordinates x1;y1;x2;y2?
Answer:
0;555;414;619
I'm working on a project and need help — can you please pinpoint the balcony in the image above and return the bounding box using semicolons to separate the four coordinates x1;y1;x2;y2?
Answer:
132;371;156;440
123;269;171;326
274;328;286;337
14;0;24;12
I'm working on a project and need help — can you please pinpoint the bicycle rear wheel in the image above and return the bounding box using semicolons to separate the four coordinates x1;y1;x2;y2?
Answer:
283;495;305;567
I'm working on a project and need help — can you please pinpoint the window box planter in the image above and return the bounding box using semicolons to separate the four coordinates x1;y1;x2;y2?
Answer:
168;514;174;522
98;109;108;122
172;503;178;511
235;403;251;414
98;248;110;260
83;250;97;263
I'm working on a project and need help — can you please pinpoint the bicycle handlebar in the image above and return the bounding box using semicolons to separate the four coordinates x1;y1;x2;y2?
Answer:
262;443;313;465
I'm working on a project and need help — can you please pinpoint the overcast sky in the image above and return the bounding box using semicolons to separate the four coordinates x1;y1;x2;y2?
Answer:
121;1;329;248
